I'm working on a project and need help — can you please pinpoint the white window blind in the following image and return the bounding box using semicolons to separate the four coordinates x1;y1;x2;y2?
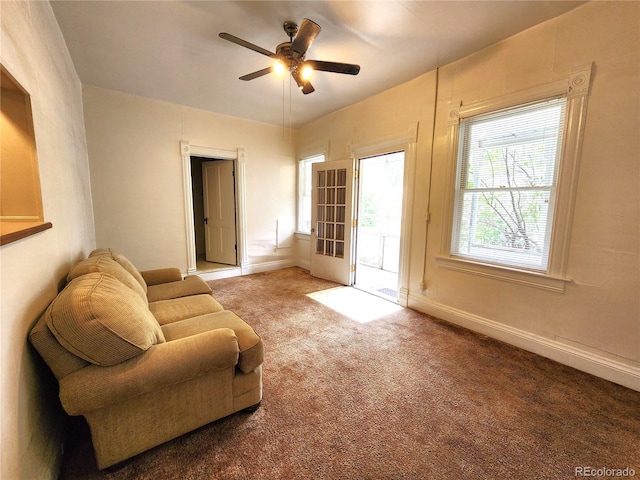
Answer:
452;98;567;271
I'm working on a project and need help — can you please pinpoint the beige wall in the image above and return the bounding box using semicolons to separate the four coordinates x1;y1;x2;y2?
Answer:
296;71;438;269
0;2;95;479
1;3;637;479
299;2;639;389
83;86;298;272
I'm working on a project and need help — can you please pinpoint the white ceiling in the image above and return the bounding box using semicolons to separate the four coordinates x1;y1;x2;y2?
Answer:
51;1;585;128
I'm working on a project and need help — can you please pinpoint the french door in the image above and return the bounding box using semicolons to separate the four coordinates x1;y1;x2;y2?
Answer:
310;158;355;285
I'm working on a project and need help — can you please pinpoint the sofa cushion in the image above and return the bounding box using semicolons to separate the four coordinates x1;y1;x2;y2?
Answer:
67;255;148;305
161;310;263;374
90;248;148;293
149;294;224;326
45;272;165;367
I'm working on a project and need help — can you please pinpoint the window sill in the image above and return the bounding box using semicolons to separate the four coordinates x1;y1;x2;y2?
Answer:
1;221;52;246
295;232;311;240
435;255;570;293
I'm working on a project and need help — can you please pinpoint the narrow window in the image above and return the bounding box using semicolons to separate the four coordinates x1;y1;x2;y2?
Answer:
298;154;324;233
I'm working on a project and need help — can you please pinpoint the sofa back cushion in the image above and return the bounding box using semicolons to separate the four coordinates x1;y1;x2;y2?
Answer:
67;255;147;305
30;314;90;380
90;248;148;294
45;272;165;366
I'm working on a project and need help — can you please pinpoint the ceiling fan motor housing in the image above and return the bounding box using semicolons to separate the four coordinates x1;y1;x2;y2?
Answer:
283;21;298;39
276;42;295;65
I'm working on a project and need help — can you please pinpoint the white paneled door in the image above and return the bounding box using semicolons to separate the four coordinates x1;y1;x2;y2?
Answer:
310;158;355;285
203;160;237;265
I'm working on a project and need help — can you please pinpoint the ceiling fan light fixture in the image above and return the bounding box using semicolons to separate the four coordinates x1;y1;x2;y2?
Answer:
301;63;313;81
291;65;307;90
291;64;314;91
273;61;286;76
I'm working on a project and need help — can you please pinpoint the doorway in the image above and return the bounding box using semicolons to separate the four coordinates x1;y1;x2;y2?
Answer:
191;156;238;273
354;151;405;301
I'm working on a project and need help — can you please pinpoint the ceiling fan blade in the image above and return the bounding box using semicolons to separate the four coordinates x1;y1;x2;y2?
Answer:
291;18;321;59
307;60;360;76
219;32;276;58
239;67;273;81
301;82;315;95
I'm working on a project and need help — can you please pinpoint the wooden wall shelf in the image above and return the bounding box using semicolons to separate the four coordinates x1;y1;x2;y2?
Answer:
1;222;52;246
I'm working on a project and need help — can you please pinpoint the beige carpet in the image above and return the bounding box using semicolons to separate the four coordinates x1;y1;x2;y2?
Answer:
60;267;640;479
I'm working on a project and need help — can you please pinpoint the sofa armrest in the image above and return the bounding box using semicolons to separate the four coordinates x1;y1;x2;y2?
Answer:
140;268;183;285
146;276;212;302
59;328;239;415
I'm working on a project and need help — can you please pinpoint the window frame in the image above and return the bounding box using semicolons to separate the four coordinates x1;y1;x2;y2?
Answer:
437;63;593;292
297;152;325;234
451;97;566;271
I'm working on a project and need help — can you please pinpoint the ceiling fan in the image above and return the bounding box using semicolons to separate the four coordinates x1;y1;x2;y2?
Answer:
219;18;360;95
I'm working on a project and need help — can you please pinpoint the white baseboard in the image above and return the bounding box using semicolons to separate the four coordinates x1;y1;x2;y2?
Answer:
196;258;298;281
408;293;640;391
296;259;311;271
242;258;298;275
196;267;242;281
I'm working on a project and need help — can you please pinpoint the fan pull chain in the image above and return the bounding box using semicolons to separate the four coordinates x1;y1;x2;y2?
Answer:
280;69;293;142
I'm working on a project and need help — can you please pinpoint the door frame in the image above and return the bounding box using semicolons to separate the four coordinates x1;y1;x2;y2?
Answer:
349;123;418;306
353;151;405;300
180;140;247;275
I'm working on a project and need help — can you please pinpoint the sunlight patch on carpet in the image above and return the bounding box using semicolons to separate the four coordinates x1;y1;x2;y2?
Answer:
306;286;403;323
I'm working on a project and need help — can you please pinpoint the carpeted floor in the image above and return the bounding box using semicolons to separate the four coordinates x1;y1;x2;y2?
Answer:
60;267;640;479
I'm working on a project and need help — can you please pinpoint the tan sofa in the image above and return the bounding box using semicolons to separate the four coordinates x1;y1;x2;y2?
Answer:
29;248;263;469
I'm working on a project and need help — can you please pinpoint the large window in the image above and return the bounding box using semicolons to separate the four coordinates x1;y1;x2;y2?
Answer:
439;64;592;291
452;98;566;271
298;154;324;233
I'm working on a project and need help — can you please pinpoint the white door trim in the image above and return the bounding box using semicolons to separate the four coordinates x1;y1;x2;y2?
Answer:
349;123;418;307
180;141;247;275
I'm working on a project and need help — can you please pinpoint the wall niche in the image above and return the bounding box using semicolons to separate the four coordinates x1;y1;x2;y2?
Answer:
1;65;51;245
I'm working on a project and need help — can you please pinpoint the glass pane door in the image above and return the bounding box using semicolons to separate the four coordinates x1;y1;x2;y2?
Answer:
310;159;354;285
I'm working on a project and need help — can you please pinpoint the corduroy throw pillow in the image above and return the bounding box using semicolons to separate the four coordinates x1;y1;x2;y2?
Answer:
90;248;148;293
45;272;165;366
67;255;148;305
